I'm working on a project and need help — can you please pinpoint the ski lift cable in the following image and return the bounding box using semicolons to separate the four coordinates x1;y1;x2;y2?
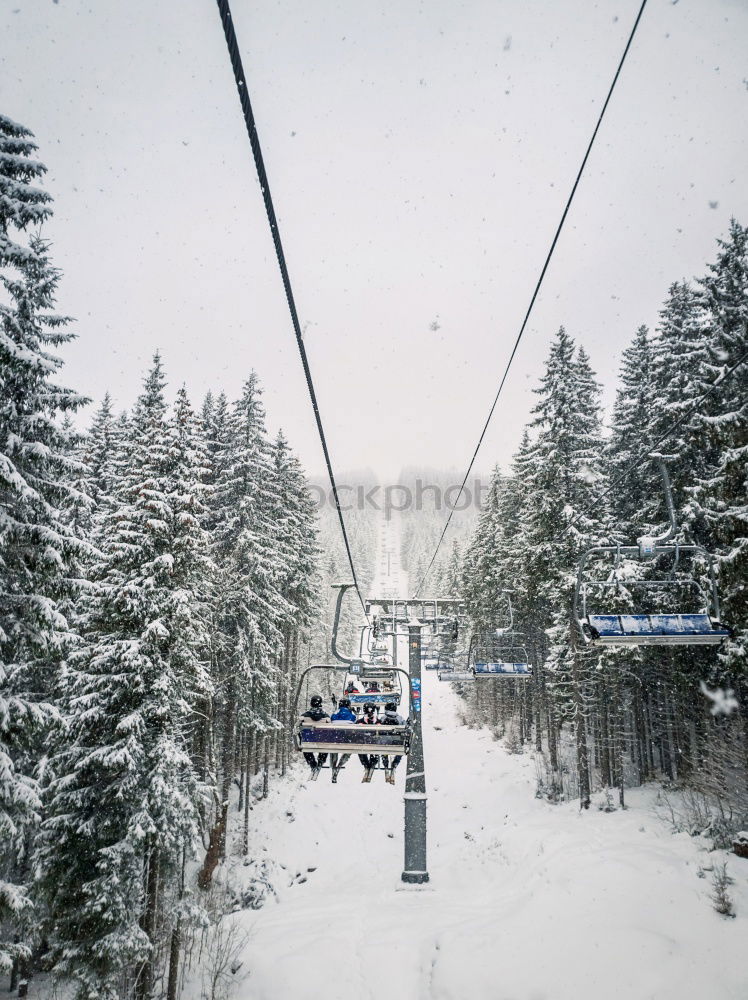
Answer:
214;0;369;619
552;343;748;546
413;0;649;598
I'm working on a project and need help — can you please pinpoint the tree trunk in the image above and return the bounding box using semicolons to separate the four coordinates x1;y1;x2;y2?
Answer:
197;804;226;890
136;846;160;1000
199;680;235;886
243;738;253;856
166;850;185;1000
569;615;591;809
237;728;246;814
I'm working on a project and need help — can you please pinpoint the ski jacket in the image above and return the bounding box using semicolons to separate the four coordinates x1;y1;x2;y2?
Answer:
301;708;329;723
331;707;357;723
380;710;405;725
357;713;379;725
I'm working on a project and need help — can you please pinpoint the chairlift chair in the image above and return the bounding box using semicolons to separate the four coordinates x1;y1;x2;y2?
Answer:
574;460;732;648
469;629;533;679
292;584;411;765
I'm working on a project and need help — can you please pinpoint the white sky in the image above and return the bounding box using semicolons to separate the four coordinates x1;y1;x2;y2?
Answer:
3;0;747;481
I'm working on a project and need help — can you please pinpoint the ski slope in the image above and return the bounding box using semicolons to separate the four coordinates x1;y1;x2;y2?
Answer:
224;674;748;1000
369;510;409;600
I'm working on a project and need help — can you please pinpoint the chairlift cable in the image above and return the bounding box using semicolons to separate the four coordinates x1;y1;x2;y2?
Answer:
414;0;649;598
214;0;369;619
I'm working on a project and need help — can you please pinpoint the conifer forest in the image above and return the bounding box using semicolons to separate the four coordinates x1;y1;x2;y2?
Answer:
1;2;748;998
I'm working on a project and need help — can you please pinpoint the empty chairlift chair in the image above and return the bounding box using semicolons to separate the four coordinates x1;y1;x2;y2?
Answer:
469;629;534;678
574;460;732;648
440;593;534;681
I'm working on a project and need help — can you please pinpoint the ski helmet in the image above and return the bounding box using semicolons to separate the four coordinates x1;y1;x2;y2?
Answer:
385;702;397;712
310;695;323;708
339;698;351;708
363;702;376;714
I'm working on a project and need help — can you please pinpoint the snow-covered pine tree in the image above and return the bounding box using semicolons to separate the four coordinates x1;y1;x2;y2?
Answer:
523;330;606;807
38;358;210;999
462;466;503;627
649;281;713;530
0;115;88;975
606;325;656;537
266;430;320;777
0;113;52;263
440;540;463;598
692;220;748;681
166;385;214;742
199;373;287;887
83;393;118;515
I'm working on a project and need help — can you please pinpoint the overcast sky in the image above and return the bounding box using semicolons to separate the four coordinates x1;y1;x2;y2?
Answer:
3;0;747;481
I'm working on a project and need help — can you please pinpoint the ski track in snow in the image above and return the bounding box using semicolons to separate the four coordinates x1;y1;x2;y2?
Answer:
225;676;748;1000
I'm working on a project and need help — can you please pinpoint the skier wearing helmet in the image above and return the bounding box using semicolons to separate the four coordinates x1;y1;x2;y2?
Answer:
380;701;406;784
327;697;357;782
356;702;380;782
331;697;357;723
300;694;330;778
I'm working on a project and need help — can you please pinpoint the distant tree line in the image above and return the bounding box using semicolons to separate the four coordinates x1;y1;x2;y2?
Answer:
0;114;320;997
461;219;747;831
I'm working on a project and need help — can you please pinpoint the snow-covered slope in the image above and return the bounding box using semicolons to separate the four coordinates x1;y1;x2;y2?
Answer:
370;510;409;599
223;676;748;1000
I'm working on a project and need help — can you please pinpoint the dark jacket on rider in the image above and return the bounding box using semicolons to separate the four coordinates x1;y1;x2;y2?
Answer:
380;708;405;726
301;707;329;723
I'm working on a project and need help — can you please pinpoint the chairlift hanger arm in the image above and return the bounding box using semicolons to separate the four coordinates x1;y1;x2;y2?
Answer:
330;584;365;667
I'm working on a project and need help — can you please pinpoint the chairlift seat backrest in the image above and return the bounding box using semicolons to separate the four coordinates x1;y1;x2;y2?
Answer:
474;662;533;676
359;666;394;679
346;692;401;705
438;670;475;682
297;722;410;755
587;613;730;646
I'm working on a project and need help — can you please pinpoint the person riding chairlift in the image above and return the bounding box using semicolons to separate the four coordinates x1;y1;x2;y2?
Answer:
345;681;360;694
331;697;356;723
356;702;379;783
380;701;405;785
327;697;356;783
300;695;329;777
365;681;380;694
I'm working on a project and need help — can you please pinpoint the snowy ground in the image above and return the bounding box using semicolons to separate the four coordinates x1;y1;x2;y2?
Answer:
217;674;748;1000
369;511;409;600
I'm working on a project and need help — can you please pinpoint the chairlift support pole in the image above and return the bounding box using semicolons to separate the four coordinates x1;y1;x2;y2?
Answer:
402;621;429;884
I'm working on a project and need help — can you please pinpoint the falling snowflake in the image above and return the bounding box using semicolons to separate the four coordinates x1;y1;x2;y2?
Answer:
699;681;739;717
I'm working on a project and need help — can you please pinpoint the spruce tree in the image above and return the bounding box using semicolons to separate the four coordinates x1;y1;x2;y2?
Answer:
0;116;87;973
524;330;606;806
692;220;748;677
650;281;713;530
463;466;503;627
38;359;209;999
198;374;286;888
606;325;656;536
